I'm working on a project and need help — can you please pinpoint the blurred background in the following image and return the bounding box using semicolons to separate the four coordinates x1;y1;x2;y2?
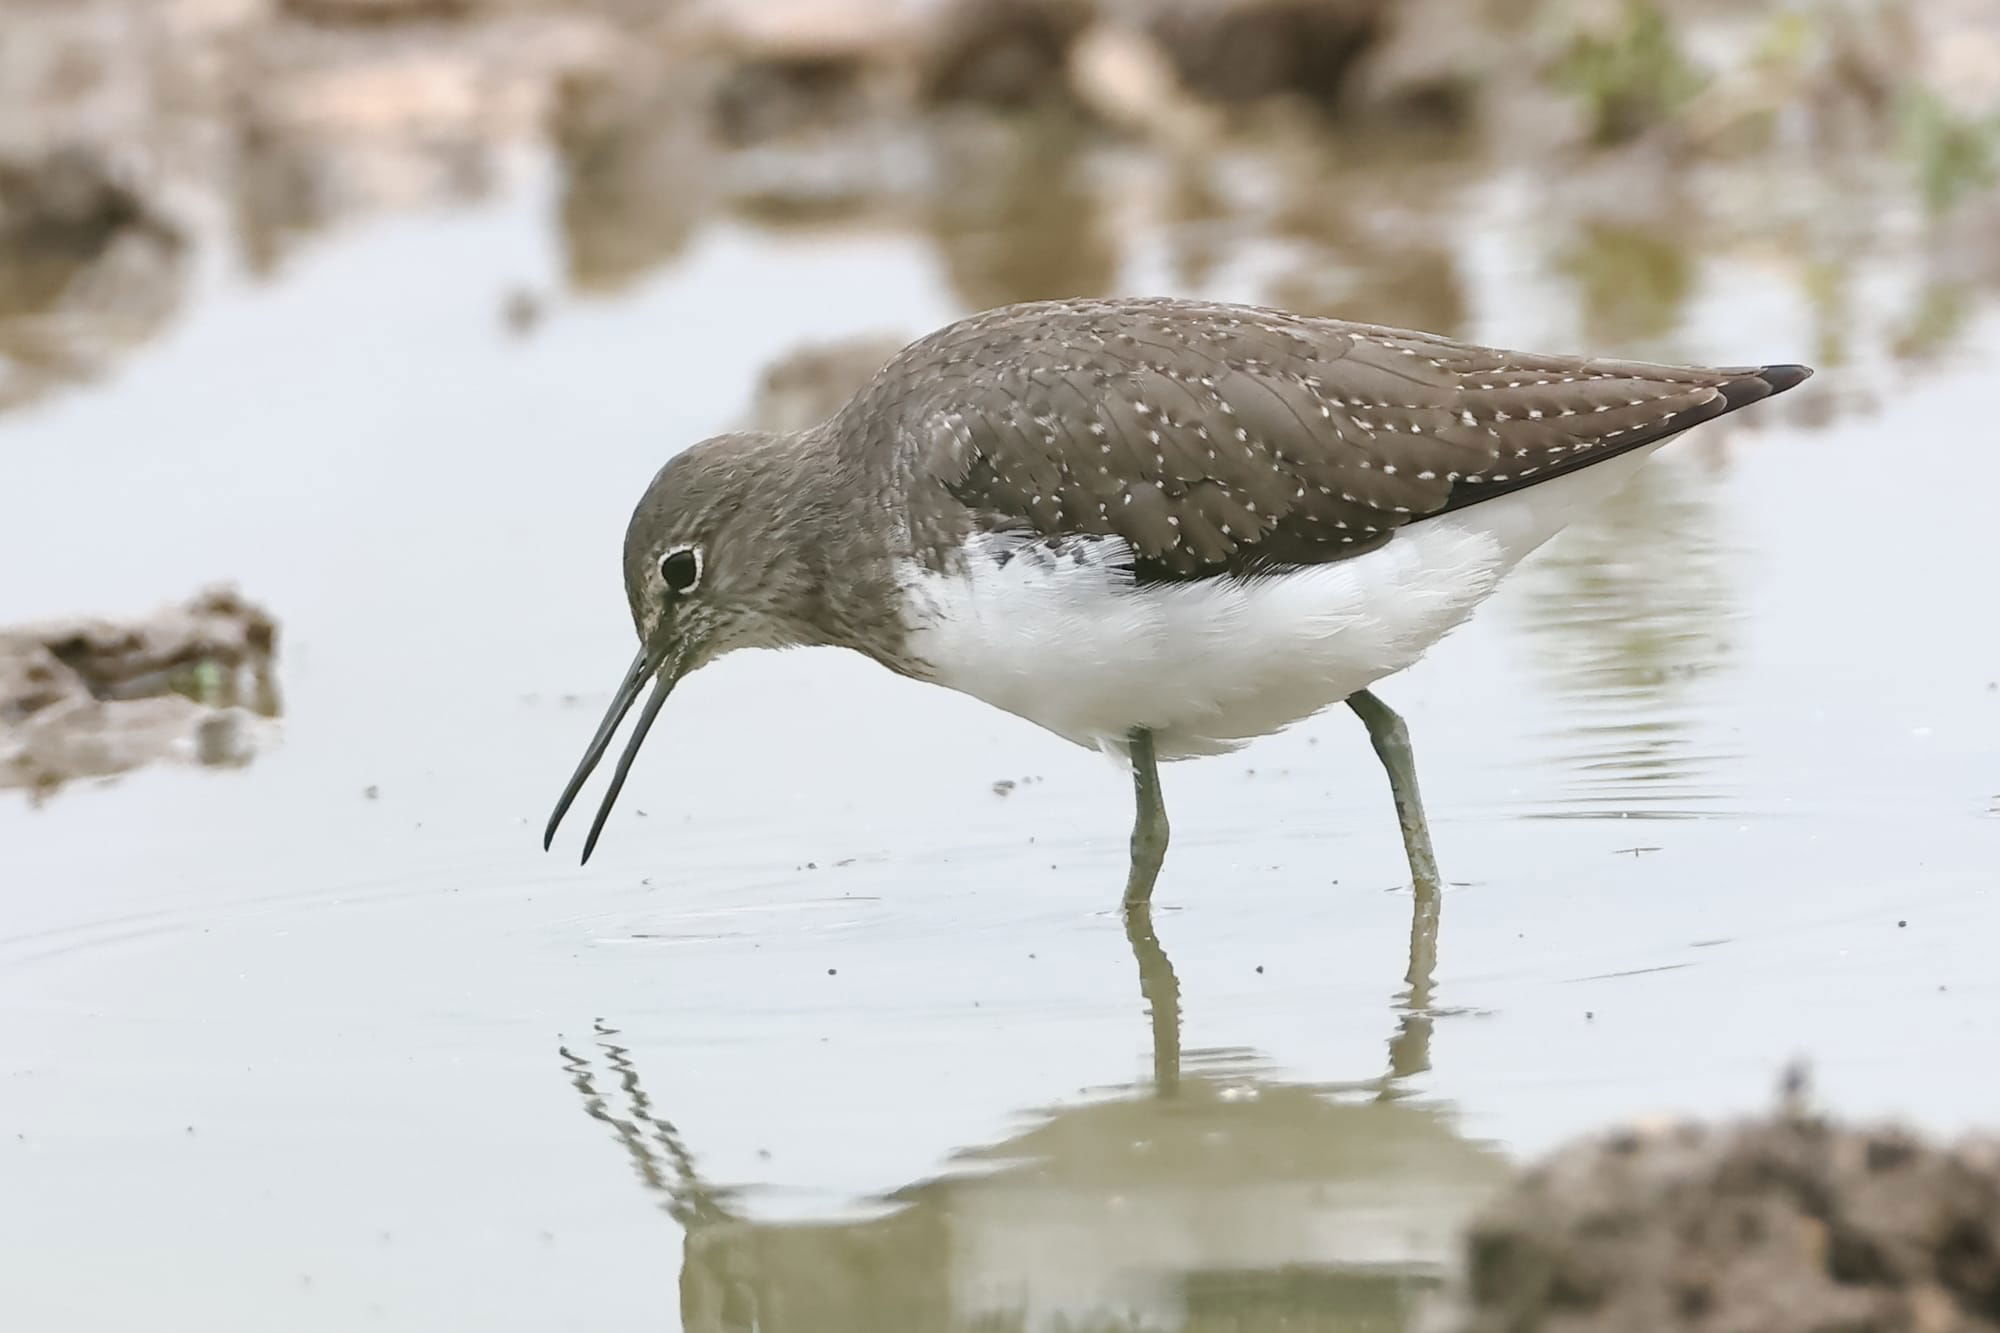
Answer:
2;1;1998;1330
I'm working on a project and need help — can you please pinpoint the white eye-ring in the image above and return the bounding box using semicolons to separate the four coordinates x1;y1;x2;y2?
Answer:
659;545;702;595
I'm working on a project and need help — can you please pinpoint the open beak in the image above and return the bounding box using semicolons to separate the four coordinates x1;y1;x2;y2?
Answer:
543;645;680;863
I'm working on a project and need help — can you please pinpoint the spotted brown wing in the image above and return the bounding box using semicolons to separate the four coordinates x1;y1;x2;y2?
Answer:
862;298;1807;581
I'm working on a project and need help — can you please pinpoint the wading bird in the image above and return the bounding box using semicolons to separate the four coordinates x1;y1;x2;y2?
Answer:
544;298;1808;906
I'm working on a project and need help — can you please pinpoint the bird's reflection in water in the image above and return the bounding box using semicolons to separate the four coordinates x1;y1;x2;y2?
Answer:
562;897;1502;1333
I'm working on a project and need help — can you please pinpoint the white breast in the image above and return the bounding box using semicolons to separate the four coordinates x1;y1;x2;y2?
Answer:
900;445;1666;760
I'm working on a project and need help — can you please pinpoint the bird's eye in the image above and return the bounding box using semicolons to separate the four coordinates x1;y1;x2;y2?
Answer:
659;547;701;595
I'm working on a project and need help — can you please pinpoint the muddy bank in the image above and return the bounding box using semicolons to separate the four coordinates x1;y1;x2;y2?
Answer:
0;0;1989;447
1;0;1992;390
1442;1086;2000;1333
0;587;280;795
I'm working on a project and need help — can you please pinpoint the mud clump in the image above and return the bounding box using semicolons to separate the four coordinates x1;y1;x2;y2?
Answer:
702;1;909;147
742;332;909;434
277;0;485;22
548;55;711;295
0;146;165;260
1;588;281;795
1447;1103;2000;1333
0;146;189;414
1147;0;1391;110
918;0;1096;109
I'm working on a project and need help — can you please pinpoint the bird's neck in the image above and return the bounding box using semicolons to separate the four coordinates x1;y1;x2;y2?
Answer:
743;426;915;672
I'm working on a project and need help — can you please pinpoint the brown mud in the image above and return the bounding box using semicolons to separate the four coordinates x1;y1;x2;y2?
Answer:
1448;1087;2000;1333
0;587;279;794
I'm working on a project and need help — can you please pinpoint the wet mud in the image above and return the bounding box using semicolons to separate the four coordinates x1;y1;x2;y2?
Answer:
1450;1091;2000;1333
0;587;279;794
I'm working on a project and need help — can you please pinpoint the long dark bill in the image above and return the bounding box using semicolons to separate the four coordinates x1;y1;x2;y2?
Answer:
544;647;674;861
577;674;671;864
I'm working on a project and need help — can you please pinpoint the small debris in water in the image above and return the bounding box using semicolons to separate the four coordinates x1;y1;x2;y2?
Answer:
364;785;379;800
992;778;1016;796
501;288;545;336
826;968;837;976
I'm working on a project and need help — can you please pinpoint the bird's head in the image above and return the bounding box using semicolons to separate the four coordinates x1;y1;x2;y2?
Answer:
544;431;817;862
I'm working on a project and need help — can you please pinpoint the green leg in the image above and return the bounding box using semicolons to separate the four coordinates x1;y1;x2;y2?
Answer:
1123;727;1170;908
1346;689;1443;900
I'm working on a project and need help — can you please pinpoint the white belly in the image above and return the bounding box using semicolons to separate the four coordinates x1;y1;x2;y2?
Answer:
900;446;1665;759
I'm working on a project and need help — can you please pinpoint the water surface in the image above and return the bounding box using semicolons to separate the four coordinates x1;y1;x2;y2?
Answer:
3;128;1998;1332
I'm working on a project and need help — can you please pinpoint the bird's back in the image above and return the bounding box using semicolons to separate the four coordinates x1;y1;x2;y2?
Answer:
842;297;1807;582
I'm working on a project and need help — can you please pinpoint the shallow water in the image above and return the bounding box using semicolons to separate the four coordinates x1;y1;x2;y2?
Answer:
4;137;1999;1331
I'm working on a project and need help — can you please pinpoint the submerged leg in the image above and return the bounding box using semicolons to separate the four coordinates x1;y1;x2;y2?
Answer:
1123;727;1171;908
1345;689;1443;900
1385;863;1442;1087
1123;903;1182;1097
